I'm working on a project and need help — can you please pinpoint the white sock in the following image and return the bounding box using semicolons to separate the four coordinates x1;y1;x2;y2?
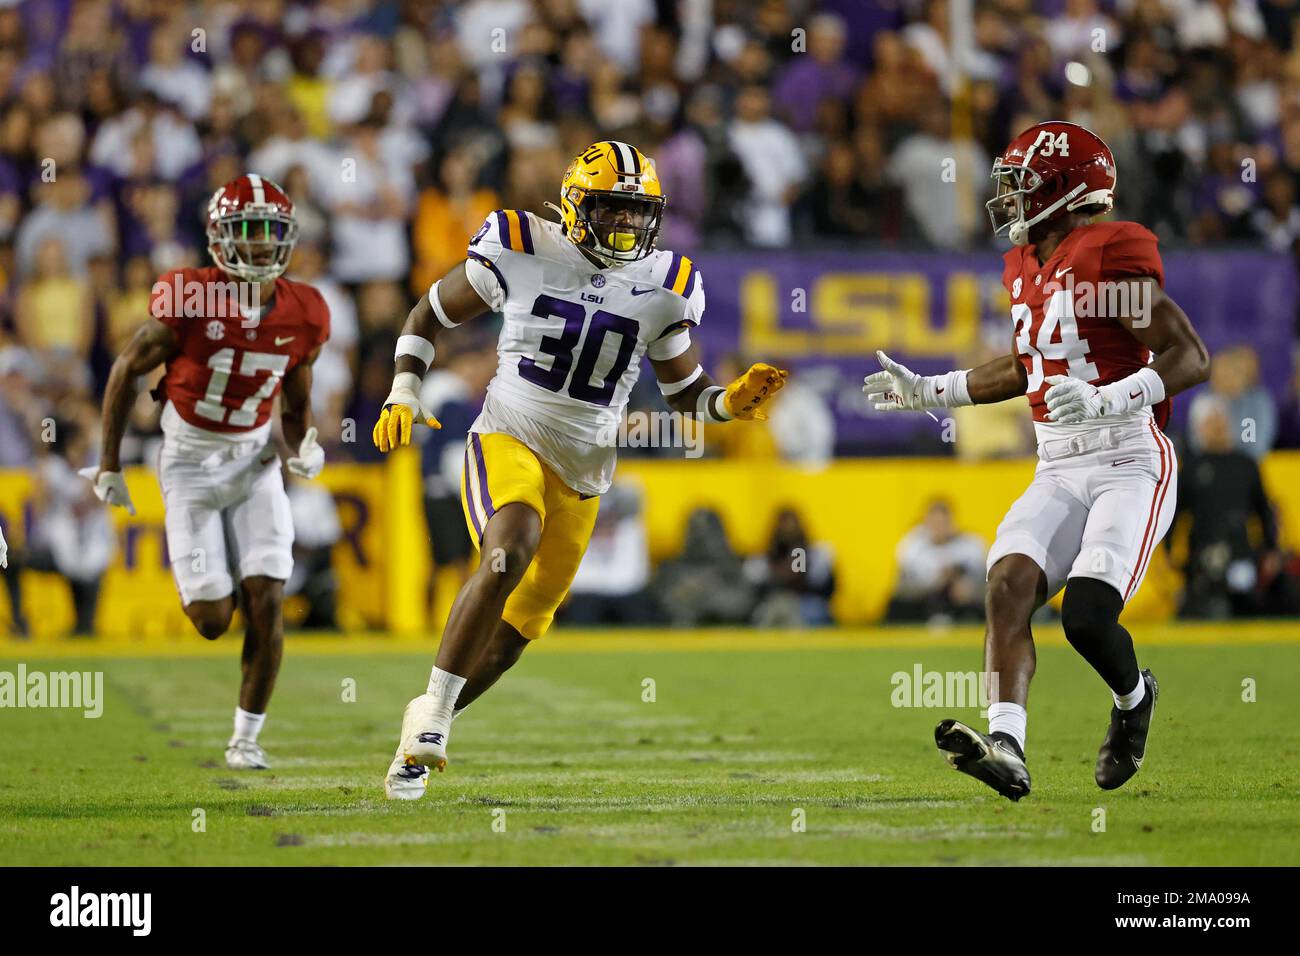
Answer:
1114;674;1146;711
987;702;1027;753
426;667;467;711
233;707;266;743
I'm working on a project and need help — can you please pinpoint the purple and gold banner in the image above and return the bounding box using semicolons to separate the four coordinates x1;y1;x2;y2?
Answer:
689;248;1297;454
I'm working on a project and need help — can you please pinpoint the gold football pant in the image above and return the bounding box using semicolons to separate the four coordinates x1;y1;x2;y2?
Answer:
460;431;599;640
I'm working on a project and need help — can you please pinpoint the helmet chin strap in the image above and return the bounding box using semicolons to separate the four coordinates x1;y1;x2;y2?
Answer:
1008;182;1087;246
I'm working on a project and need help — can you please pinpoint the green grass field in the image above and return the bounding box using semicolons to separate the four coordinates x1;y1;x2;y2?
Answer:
1;628;1296;866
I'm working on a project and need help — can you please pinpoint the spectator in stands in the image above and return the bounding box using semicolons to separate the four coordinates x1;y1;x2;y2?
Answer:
1188;346;1278;460
886;499;986;625
886;99;990;249
418;337;496;589
5;417;114;636
766;374;837;467
285;474;342;631
14;168;113;279
15;236;93;357
1171;396;1297;619
1250;173;1300;252
744;507;836;626
772;13;859;135
652;507;754;627
728;84;806;247
410;146;499;296
563;479;661;626
289;238;358;444
323;117;415;284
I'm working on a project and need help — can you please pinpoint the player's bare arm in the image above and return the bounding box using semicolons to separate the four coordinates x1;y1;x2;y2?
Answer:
1127;283;1210;396
98;319;179;472
372;261;490;451
281;346;325;479
967;351;1029;404
1042;279;1209;424
651;343;788;422
82;318;180;514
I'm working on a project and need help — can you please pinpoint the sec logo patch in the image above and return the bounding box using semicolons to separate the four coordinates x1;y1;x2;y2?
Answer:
205;320;225;341
590;274;606;288
1012;277;1022;298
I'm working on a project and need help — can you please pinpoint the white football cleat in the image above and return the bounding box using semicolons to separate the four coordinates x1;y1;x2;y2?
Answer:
225;738;269;770
383;752;429;801
399;693;452;770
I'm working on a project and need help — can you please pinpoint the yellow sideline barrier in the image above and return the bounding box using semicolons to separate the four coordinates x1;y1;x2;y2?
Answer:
2;451;1298;640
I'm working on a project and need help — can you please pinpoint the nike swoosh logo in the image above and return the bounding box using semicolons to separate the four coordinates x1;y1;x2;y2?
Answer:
1055;267;1072;278
631;287;653;296
1129;390;1142;399
1112;458;1136;467
936;387;945;394
275;336;295;346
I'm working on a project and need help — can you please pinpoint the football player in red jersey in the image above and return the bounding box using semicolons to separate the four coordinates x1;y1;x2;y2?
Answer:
85;175;330;769
864;122;1209;800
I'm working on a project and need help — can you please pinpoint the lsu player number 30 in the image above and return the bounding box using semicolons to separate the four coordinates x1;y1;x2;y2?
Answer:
372;141;787;799
864;121;1209;801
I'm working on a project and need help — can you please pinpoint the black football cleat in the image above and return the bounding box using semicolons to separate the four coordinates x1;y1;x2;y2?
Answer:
935;719;1031;801
1095;669;1158;791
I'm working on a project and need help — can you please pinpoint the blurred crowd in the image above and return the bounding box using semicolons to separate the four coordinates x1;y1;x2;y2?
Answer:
2;0;1300;630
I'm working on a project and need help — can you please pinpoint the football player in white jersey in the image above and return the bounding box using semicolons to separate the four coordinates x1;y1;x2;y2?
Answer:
372;141;787;799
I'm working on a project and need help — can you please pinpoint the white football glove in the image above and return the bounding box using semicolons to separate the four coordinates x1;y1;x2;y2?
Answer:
286;426;325;479
79;466;136;516
863;350;970;412
0;526;7;569
1043;375;1106;423
863;350;926;411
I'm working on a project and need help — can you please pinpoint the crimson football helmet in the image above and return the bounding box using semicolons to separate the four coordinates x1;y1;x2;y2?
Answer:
206;174;299;282
987;121;1116;246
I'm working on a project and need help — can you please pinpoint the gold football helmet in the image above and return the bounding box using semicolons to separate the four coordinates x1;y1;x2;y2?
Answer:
552;141;665;267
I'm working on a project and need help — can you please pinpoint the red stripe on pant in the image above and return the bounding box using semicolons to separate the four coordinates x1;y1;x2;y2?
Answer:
1123;421;1174;601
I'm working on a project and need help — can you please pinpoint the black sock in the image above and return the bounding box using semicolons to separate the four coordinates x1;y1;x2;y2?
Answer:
1060;577;1140;696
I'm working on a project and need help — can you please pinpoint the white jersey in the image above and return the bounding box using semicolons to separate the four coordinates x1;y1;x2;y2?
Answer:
451;208;705;496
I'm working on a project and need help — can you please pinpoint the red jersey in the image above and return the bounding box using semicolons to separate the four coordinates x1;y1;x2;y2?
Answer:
1001;221;1169;427
152;266;330;433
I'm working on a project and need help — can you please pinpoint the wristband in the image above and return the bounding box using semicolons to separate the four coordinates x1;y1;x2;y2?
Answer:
921;369;972;408
697;385;733;423
387;371;423;404
1100;366;1165;415
395;335;434;367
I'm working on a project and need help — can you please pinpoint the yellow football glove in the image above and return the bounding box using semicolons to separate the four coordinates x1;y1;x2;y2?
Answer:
723;363;789;421
372;373;442;453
